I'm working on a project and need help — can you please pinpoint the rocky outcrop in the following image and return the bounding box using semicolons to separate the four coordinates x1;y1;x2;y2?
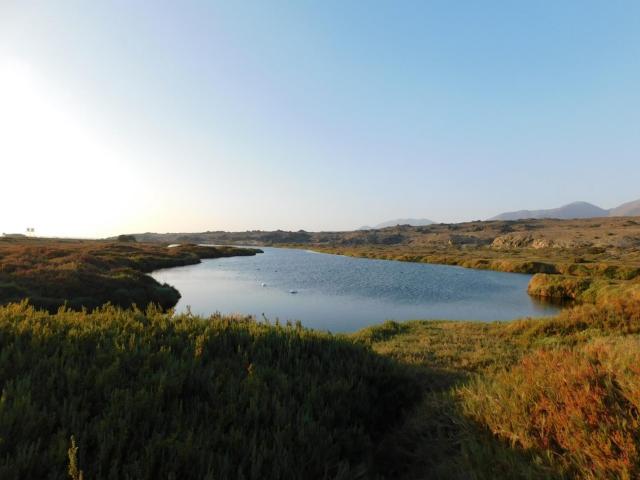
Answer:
491;234;552;249
491;233;603;250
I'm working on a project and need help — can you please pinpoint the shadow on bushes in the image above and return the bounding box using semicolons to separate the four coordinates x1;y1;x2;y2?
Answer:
0;302;420;480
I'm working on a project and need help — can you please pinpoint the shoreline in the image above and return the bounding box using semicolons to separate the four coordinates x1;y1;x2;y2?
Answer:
0;238;262;312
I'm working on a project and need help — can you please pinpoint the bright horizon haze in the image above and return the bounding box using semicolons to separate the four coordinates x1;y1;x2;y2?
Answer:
1;1;639;237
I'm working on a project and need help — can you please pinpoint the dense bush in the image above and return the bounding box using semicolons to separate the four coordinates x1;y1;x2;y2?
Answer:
526;273;592;299
0;303;420;479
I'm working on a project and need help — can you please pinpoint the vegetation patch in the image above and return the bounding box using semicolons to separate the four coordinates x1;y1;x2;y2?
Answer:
0;238;261;311
461;339;640;478
0;303;420;479
353;320;410;343
355;295;640;478
526;273;592;299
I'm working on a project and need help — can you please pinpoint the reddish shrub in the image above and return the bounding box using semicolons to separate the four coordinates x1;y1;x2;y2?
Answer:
462;339;640;478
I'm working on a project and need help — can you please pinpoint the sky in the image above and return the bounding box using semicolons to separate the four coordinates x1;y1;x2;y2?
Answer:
1;1;639;237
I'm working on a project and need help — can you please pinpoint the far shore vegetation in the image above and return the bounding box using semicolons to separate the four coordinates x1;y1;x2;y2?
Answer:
1;220;640;478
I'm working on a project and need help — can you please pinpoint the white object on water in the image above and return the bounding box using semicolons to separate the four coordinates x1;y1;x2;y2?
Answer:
289;290;298;294
261;282;267;287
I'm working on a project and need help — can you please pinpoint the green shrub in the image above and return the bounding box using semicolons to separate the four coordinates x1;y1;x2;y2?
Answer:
0;303;420;479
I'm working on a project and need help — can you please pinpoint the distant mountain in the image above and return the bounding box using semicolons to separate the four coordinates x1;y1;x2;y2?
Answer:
609;199;640;217
491;198;640;221
490;202;609;221
359;218;435;230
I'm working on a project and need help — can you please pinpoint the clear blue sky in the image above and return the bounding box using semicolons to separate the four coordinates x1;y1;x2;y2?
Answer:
1;1;639;237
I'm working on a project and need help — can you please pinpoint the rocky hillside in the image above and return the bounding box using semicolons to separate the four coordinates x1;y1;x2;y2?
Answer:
129;217;640;251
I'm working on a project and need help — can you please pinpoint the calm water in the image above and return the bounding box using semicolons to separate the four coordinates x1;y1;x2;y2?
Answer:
151;247;559;332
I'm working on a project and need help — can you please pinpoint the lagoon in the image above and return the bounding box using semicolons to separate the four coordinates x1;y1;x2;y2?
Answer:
151;247;559;332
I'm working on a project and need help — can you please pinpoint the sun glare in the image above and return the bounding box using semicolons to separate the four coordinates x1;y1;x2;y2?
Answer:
0;58;143;237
